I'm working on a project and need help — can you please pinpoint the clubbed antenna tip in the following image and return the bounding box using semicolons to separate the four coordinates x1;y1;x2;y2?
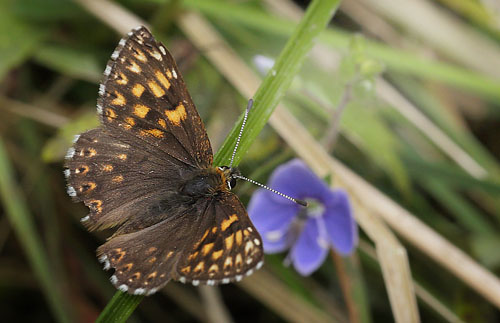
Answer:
246;98;254;112
296;199;308;207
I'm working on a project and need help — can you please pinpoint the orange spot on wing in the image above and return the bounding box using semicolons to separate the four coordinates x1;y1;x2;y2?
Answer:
122;263;133;272
148;80;165;98
164;103;186;126
225;233;234;250
88;199;103;213
75;165;89;174
127;60;141;73
125;117;135;127
155;70;171;89
158;118;167;129
132;83;145;97
105;108;117;122
102;164;113;172
221;214;238;231
188;251;199;261
223;257;232;269
235;230;243;245
148;50;162;61
118;154;127;160
194;262;204;273
133;104;150;118
128;272;141;282
80;182;96;193
112;175;124;183
146;272;157;284
235;254;243;269
209;264;218;274
116;72;128;85
86;148;97;157
111;91;126;106
133;49;147;62
212;249;223;260
111;248;126;263
202;243;214;256
141;129;165;138
193;229;209;250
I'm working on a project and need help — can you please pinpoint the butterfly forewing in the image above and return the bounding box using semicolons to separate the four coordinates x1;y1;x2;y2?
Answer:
98;26;213;168
64;26;264;296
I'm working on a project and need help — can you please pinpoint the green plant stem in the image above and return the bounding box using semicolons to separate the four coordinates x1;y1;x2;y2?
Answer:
0;139;72;323
96;0;340;321
96;292;144;323
214;0;341;166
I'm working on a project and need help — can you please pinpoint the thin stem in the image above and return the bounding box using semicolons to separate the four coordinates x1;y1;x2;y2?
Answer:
321;81;354;151
331;250;359;323
321;77;370;322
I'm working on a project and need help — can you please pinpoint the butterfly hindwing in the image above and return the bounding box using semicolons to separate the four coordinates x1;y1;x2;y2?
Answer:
98;26;213;168
96;192;263;295
175;192;264;284
96;202;209;295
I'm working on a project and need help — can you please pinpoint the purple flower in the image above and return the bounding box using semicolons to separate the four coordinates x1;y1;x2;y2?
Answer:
248;159;357;276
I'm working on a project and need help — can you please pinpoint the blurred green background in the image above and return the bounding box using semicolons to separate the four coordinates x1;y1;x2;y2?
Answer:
1;0;500;322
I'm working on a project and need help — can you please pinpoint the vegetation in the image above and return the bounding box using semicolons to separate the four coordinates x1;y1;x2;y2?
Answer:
1;0;499;322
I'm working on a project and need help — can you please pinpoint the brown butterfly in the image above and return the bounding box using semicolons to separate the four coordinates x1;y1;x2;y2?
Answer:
64;26;263;296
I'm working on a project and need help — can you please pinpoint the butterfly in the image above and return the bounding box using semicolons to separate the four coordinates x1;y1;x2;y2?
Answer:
64;26;263;296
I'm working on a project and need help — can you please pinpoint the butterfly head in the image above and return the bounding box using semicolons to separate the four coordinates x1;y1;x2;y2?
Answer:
217;166;241;190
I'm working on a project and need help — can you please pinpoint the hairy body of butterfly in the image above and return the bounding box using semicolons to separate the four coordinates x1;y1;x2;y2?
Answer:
64;26;263;296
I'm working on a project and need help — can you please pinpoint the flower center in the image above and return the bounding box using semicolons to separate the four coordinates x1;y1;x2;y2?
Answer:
304;199;325;218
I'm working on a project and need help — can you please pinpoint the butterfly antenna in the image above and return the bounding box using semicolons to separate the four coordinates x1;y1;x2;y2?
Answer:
229;99;253;168
234;174;308;207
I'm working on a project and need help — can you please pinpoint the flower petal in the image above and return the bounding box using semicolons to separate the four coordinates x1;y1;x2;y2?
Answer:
290;219;329;276
261;231;291;253
248;189;299;253
267;159;333;205
322;190;358;255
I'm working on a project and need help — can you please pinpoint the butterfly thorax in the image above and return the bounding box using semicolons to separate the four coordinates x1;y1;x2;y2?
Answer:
179;166;239;197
